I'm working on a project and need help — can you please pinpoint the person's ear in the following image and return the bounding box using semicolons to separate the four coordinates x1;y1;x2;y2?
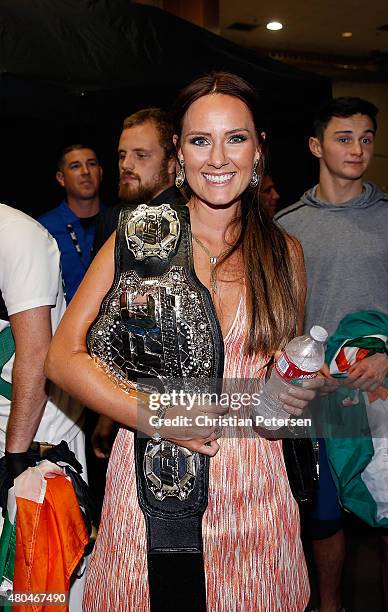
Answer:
173;134;183;162
254;131;266;164
167;155;176;177
56;171;65;188
99;165;103;182
309;136;323;159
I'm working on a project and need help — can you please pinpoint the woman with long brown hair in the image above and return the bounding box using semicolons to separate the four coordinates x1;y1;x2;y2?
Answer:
46;72;321;610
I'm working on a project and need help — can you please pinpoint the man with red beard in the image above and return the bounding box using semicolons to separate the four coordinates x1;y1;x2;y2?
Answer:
91;108;180;462
93;108;179;254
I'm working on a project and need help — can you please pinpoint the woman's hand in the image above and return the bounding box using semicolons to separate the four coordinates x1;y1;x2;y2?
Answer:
279;377;325;416
146;398;229;457
269;350;324;416
166;437;221;457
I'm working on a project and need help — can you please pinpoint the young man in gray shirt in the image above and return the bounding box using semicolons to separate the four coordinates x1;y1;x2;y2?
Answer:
276;97;388;612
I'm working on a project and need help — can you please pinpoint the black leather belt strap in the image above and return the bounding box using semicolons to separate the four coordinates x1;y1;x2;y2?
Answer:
135;437;208;611
147;553;206;612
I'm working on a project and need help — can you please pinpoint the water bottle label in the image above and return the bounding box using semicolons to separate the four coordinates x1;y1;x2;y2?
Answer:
275;352;317;381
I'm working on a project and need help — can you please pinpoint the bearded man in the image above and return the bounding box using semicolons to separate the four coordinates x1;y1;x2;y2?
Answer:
93;108;179;253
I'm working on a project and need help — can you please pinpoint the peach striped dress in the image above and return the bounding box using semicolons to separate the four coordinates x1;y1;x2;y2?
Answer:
83;299;309;611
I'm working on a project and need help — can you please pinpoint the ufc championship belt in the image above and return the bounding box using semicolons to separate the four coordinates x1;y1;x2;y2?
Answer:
87;202;224;611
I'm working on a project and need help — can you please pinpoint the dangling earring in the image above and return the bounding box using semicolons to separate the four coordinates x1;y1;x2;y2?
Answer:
250;160;259;188
175;160;185;188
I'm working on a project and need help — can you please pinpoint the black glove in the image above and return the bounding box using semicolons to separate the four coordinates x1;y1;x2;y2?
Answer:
0;451;30;516
5;450;30;479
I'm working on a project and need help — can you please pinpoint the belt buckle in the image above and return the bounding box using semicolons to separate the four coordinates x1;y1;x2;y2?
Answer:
144;440;197;501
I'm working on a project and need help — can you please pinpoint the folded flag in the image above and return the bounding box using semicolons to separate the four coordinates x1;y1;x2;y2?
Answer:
0;461;88;611
320;310;388;528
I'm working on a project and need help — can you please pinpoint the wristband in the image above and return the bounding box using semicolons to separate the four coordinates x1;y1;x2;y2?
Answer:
5;450;30;479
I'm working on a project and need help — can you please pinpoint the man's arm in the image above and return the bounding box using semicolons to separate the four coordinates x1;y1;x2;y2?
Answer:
6;306;52;452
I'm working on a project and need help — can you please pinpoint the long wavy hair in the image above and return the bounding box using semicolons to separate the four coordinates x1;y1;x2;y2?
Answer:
173;72;300;356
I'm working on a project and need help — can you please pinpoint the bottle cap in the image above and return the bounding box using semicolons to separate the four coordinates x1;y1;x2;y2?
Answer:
310;325;328;343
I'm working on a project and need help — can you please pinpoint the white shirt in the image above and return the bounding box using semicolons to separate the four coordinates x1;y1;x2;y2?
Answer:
0;204;83;448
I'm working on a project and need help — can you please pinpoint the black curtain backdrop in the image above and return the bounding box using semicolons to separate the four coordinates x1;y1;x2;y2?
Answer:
0;0;331;215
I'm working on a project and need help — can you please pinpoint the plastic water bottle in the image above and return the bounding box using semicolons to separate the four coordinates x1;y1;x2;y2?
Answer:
254;325;328;430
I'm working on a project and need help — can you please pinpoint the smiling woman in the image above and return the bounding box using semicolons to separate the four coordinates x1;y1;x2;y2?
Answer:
178;94;259;205
173;73;300;354
45;72;320;611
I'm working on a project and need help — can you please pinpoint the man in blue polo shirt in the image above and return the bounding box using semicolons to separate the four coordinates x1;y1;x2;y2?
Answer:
39;144;103;302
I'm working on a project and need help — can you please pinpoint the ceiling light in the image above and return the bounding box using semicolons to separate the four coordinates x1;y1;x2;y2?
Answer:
341;31;353;38
266;21;283;31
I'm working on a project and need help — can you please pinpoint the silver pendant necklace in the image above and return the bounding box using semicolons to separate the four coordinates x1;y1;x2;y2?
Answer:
192;233;220;294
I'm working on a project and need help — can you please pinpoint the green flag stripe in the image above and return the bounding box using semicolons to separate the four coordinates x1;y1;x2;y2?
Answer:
0;327;14;401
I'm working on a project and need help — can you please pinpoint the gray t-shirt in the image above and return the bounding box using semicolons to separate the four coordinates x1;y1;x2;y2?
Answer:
276;182;388;336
